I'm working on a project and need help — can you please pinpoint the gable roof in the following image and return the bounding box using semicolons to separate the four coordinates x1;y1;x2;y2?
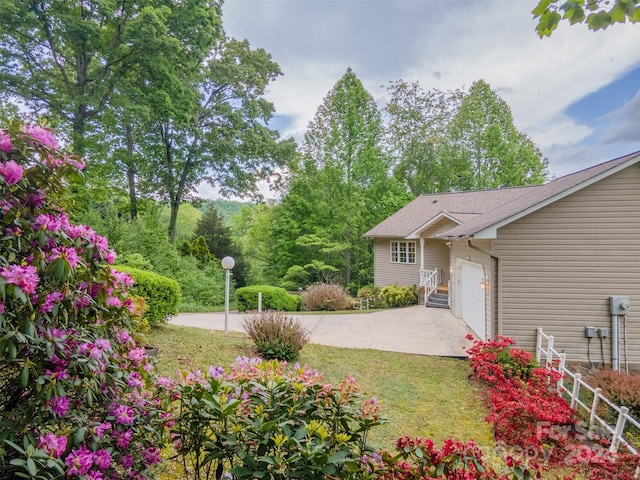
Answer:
365;151;640;240
363;185;542;238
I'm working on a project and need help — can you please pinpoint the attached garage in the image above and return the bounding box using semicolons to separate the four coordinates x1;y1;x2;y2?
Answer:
458;260;486;340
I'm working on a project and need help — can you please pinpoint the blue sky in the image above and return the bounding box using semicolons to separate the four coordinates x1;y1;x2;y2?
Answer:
203;0;640;197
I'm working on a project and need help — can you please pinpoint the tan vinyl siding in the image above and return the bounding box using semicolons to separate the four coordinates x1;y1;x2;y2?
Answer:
493;164;640;367
421;217;461;237
450;239;493;339
373;238;420;287
423;239;451;284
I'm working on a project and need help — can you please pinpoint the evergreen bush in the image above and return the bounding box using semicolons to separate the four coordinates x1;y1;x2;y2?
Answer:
236;285;301;312
0;121;169;478
113;265;180;326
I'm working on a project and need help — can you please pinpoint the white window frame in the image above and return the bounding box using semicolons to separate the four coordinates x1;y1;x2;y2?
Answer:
390;240;416;264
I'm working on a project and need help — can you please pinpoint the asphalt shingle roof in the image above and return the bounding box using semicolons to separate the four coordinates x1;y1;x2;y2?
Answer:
365;151;640;239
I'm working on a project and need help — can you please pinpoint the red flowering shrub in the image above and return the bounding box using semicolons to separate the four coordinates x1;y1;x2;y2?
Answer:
375;436;540;480
467;335;640;478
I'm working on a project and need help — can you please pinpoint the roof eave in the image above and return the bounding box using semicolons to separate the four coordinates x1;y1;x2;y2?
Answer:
442;153;640;239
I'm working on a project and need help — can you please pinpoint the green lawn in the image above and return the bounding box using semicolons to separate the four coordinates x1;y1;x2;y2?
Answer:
147;324;493;452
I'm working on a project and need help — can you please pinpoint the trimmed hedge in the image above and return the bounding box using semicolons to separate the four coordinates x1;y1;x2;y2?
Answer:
114;265;181;326
236;285;301;312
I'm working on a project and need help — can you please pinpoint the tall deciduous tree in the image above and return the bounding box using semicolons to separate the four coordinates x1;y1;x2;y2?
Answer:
385;81;463;195
533;0;640;36
282;68;410;289
0;0;197;154
140;38;296;243
443;80;549;190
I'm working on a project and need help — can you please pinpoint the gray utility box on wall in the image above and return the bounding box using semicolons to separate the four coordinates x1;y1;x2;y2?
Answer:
610;296;630;315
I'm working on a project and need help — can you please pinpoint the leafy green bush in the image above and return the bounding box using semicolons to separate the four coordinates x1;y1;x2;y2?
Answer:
301;283;354;311
113;214;226;310
166;358;382;480
236;285;301;312
114;265;180;326
173;257;225;309
242;311;310;361
380;284;418;308
356;284;385;309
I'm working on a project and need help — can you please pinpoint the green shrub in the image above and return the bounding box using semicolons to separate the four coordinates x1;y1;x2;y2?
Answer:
167;359;382;480
356;284;385;309
114;265;180;326
242;311;310;361
302;283;354;311
380;284;418;308
236;285;301;312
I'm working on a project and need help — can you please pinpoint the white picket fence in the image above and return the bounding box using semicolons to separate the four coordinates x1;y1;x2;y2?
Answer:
535;327;640;455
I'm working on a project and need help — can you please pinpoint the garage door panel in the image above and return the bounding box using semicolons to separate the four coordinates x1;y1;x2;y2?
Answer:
460;261;486;340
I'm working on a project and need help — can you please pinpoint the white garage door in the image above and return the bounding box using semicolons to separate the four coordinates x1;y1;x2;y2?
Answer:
460;261;486;340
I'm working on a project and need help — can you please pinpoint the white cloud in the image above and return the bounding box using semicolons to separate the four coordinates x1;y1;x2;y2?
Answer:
219;0;640;188
602;90;640;144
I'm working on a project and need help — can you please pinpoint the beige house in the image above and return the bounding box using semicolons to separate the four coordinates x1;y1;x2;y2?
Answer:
364;152;640;369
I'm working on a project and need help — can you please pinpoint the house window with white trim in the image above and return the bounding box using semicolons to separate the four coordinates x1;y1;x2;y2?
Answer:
390;241;416;264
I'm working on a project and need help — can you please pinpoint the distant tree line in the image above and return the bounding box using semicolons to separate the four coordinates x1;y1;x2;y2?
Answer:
0;1;549;302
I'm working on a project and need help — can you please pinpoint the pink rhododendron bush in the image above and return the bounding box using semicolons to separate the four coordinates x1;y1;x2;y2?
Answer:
0;122;169;478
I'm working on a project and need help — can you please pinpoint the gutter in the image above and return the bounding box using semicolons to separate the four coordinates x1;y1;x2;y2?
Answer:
466;239;502;336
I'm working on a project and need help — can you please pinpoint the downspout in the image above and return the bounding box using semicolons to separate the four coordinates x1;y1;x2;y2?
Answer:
467;239;503;336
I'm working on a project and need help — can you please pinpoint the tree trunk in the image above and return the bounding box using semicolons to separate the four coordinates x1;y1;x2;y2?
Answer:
168;199;179;244
125;124;138;220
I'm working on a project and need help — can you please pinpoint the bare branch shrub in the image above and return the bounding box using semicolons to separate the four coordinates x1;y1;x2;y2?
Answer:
242;310;310;361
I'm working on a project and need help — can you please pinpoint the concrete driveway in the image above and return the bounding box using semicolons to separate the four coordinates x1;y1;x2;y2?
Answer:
169;305;474;357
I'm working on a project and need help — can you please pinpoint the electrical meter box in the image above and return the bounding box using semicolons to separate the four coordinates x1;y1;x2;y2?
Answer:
610;296;630;315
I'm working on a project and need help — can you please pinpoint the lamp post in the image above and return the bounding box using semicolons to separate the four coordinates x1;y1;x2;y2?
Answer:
221;256;235;335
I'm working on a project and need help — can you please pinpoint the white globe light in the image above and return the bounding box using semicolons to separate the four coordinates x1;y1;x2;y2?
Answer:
221;256;235;270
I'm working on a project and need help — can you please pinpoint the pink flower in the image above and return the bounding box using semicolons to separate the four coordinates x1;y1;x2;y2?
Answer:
119;453;134;469
128;348;147;364
48;246;80;268
126;372;144;389
22;125;58;149
103;249;117;264
65;445;93;476
113;429;133;449
0;265;39;294
25;190;45;207
39;291;64;313
92;449;111;470
84;471;105;480
105;296;122;308
33;213;61;232
94;422;112;438
0;130;12;152
1;160;23;185
50;395;69;416
111;404;136;425
0;301;4;314
142;447;162;466
111;269;134;287
38;433;67;457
